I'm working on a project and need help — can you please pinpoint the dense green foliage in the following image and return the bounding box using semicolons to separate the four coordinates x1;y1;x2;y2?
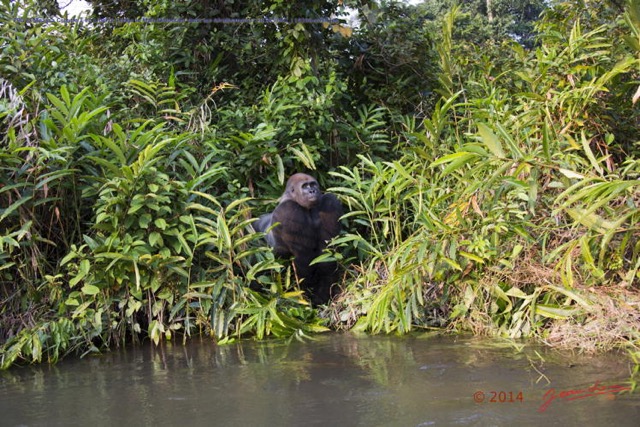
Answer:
1;0;639;369
421;0;548;47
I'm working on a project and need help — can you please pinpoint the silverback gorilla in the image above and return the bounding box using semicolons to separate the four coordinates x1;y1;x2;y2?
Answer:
253;173;343;304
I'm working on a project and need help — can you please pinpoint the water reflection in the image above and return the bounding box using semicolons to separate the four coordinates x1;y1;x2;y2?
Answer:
1;333;638;426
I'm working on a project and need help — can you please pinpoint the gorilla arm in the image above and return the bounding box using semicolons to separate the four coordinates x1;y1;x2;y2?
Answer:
317;193;343;243
253;212;276;247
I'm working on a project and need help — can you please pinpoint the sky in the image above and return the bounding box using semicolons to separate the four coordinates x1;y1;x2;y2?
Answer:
57;0;91;16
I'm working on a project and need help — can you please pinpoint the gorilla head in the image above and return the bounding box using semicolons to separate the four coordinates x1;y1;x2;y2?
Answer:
281;173;321;208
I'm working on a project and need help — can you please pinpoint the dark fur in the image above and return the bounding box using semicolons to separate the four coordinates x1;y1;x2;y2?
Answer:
254;173;343;304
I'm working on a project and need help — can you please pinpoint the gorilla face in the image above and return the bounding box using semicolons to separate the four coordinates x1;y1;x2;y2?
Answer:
285;173;321;209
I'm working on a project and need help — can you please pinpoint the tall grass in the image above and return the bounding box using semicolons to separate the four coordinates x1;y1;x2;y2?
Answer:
327;3;640;350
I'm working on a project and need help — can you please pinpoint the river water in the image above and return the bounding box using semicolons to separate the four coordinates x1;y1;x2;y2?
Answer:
1;333;638;426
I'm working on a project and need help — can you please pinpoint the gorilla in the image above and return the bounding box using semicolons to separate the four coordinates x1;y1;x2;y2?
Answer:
253;173;343;304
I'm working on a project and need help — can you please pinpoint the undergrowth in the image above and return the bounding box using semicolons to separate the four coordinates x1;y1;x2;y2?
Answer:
1;0;639;368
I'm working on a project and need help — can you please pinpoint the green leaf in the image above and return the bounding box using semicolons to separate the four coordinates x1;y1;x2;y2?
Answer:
542;120;552;161
505;287;530;299
580;131;603;175
559;168;585;179
149;232;163;247
46;93;69;116
566;208;617;233
535;304;579;320
60;250;79;267
79;259;90;276
139;213;152;229
430;151;473;167
459;251;485;263
430;152;479;176
81;284;100;295
537;285;589;312
477;123;505;158
0;195;33;222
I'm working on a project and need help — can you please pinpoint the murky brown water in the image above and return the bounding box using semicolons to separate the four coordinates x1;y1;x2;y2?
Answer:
1;333;638;426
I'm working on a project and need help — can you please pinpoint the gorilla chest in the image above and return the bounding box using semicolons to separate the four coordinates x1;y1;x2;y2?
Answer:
294;209;324;239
